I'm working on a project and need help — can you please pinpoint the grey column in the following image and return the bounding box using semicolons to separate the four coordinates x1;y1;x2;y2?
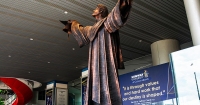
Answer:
151;39;180;66
184;0;200;46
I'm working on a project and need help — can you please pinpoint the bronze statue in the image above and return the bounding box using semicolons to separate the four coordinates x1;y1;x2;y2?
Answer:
61;0;132;105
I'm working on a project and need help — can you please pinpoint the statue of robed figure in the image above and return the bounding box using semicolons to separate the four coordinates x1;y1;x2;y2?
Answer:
61;0;133;105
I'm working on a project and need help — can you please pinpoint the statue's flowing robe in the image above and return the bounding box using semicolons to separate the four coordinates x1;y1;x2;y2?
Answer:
70;1;131;105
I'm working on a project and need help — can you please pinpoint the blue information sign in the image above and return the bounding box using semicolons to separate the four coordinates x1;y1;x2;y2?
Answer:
119;63;175;105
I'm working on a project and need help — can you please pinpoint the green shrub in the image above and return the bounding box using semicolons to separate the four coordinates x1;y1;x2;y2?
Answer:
0;90;4;105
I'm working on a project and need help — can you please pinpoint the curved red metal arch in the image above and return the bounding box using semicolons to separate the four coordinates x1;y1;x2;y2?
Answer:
0;78;33;105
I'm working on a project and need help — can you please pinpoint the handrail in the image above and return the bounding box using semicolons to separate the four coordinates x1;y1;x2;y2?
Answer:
5;93;14;100
0;89;15;105
4;94;16;105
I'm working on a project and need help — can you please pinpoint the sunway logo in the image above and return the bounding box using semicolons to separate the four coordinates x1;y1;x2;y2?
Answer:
144;70;149;78
131;70;150;83
131;73;144;81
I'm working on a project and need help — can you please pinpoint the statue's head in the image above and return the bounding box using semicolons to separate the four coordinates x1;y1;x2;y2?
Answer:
92;4;108;19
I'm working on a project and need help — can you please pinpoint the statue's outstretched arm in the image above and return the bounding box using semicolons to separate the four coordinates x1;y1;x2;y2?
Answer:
104;0;133;33
60;20;90;47
119;0;133;18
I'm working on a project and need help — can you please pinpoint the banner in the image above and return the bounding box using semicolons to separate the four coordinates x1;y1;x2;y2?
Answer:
81;68;88;105
119;63;175;105
46;89;53;105
82;77;87;105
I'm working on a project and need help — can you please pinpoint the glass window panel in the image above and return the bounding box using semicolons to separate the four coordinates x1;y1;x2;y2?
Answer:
170;45;200;105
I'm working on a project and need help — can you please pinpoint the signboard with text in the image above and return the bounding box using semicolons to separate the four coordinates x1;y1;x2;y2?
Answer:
119;63;175;105
56;88;67;105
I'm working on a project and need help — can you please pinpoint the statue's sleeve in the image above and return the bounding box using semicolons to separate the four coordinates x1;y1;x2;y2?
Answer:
104;0;132;33
70;20;91;48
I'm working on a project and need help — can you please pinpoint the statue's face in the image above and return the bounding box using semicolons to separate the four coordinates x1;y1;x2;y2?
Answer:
92;7;101;17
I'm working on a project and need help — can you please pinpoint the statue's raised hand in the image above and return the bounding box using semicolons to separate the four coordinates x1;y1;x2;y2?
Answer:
60;20;72;34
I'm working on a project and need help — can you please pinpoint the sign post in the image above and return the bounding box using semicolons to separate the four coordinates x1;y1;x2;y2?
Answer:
119;63;175;105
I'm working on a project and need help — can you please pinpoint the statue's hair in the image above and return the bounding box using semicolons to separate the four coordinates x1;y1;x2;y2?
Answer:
97;4;108;18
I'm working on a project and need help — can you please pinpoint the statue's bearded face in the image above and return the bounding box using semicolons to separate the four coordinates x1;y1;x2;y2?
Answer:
92;7;101;17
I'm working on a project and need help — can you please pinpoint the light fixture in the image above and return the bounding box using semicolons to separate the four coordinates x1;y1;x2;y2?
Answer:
64;11;68;14
8;55;11;57
72;48;75;50
30;38;33;41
